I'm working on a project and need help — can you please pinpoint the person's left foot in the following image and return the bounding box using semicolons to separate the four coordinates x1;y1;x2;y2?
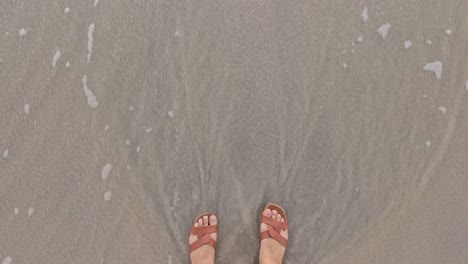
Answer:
189;214;217;264
259;208;288;264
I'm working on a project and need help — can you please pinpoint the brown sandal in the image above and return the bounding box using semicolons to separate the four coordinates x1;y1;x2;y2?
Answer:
189;213;217;253
260;203;288;247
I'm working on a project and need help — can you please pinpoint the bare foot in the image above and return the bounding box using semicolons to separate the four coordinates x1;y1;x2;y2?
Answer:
189;214;217;264
259;208;288;264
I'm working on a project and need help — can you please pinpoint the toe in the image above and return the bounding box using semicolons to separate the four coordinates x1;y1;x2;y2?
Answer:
210;214;217;241
276;213;281;221
203;215;209;226
209;215;217;226
189;222;199;245
280;226;288;240
279;217;288;240
260;208;271;233
272;210;278;219
198;218;203;227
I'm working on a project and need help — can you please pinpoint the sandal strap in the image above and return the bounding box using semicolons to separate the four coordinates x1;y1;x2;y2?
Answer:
190;225;217;238
260;215;288;247
261;215;288;230
189;234;217;253
189;225;217;253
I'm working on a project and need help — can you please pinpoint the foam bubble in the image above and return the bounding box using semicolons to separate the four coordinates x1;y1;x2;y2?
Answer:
19;28;28;36
404;40;413;49
101;164;112;180
104;190;112;201
377;23;391;39
423;61;443;80
361;7;368;22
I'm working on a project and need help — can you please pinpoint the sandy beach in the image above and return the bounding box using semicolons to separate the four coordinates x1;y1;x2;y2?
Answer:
1;0;467;263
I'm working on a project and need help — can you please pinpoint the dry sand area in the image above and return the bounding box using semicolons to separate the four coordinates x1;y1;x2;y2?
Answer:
1;0;468;263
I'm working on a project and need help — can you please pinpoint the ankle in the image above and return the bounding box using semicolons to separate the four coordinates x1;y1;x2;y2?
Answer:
261;259;282;264
260;255;282;264
191;251;215;264
191;257;214;264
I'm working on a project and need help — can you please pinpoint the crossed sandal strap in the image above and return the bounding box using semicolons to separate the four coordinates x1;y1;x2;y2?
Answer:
260;215;288;247
189;225;217;253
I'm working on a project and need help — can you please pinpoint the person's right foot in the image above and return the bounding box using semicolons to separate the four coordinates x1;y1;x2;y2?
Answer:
189;214;217;264
259;208;288;264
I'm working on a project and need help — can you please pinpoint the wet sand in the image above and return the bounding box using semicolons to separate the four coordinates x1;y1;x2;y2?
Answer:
1;0;468;263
